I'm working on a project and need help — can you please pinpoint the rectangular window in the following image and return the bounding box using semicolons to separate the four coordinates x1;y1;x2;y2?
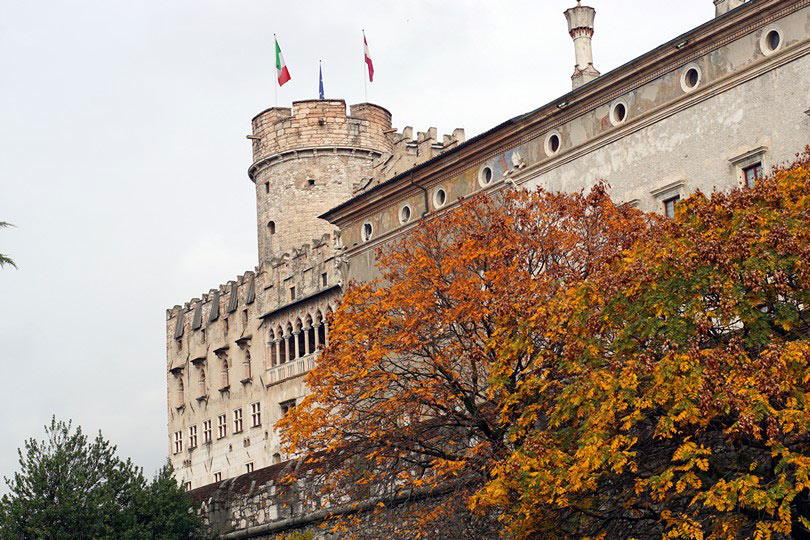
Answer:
184;482;192;491
321;273;327;287
663;195;680;219
188;425;197;449
290;286;296;301
173;430;183;454
280;399;296;417
214;471;222;483
203;420;212;443
233;408;243;433
217;414;227;439
245;462;254;474
743;162;763;188
251;402;262;427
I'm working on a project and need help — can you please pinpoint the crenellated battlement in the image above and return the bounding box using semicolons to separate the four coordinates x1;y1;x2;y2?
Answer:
359;126;466;194
249;100;394;177
166;233;340;336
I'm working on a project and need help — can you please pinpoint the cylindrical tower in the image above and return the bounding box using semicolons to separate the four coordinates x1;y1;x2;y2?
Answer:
564;1;601;89
248;99;393;263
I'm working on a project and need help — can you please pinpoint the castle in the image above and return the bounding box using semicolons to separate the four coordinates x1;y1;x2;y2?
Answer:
166;0;810;534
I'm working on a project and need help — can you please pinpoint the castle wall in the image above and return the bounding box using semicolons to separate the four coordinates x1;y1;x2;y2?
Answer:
166;234;342;491
332;1;810;285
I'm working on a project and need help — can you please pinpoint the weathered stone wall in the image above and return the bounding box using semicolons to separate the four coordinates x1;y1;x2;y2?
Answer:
249;100;393;263
333;1;810;286
166;234;342;491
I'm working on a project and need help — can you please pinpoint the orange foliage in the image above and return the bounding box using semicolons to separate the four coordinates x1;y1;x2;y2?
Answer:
280;150;810;539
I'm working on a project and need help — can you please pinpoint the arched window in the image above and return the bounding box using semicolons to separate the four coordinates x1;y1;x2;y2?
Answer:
198;369;207;398
268;329;277;367
285;323;294;363
306;315;315;354
243;350;252;380
278;326;287;364
296;318;305;359
177;378;184;405
316;311;325;350
325;307;333;346
220;359;229;389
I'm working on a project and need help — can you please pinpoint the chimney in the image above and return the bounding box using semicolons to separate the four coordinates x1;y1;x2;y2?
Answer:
564;1;600;89
714;0;745;17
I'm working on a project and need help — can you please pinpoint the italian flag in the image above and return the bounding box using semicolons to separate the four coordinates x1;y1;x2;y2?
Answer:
275;37;291;86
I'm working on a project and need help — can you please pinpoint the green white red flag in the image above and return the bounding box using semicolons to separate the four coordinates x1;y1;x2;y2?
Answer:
275;37;291;86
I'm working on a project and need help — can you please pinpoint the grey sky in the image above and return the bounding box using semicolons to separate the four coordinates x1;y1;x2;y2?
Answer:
0;0;711;480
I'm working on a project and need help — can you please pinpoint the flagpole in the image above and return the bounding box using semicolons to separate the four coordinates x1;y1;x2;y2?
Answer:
362;29;368;103
273;34;278;107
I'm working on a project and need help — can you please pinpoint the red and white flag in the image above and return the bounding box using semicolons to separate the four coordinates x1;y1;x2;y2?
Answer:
363;31;374;82
275;36;291;86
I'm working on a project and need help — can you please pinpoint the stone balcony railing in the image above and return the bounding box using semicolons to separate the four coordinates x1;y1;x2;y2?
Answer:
266;352;317;386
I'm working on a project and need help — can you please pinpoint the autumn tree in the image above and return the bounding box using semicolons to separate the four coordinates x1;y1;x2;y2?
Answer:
278;184;648;538
478;151;810;539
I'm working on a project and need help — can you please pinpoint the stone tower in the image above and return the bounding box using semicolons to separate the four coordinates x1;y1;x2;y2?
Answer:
564;1;600;89
248;99;394;263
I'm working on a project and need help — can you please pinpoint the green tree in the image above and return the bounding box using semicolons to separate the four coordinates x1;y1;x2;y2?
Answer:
0;221;16;269
0;417;203;539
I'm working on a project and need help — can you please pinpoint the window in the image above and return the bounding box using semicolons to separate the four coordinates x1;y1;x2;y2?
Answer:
217;414;227;439
198;368;207;399
173;430;183;454
433;188;447;209
743;162;763;188
610;101;628;126
399;204;412;224
545;132;561;155
188;425;197;449
321;273;328;287
268;221;276;234
307;178;316;186
663;195;680;219
761;28;783;55
214;472;222;483
203;420;212;443
242;351;252;380
245;462;254;474
251;402;262;427
478;166;493;187
264;182;269;194
184;482;192;491
177;378;184;407
220;359;229;389
272;453;282;464
280;399;296;416
289;286;296;301
233;408;243;433
361;222;374;242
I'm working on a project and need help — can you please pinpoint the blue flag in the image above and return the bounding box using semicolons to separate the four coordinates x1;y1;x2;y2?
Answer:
319;62;324;100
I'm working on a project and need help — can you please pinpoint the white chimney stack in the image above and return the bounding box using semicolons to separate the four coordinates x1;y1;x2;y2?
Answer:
564;1;600;89
714;0;745;17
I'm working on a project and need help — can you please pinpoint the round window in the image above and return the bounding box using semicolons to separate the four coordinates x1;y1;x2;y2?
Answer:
361;222;373;242
610;101;628;126
680;65;702;93
767;30;781;51
433;188;447;209
761;28;783;56
399;204;412;224
478;166;494;187
545;133;561;156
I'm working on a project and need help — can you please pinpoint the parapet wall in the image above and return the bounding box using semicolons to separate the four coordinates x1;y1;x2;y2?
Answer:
249;100;394;171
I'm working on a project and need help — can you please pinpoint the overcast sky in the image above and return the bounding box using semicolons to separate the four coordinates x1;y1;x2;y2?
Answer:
0;0;712;481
